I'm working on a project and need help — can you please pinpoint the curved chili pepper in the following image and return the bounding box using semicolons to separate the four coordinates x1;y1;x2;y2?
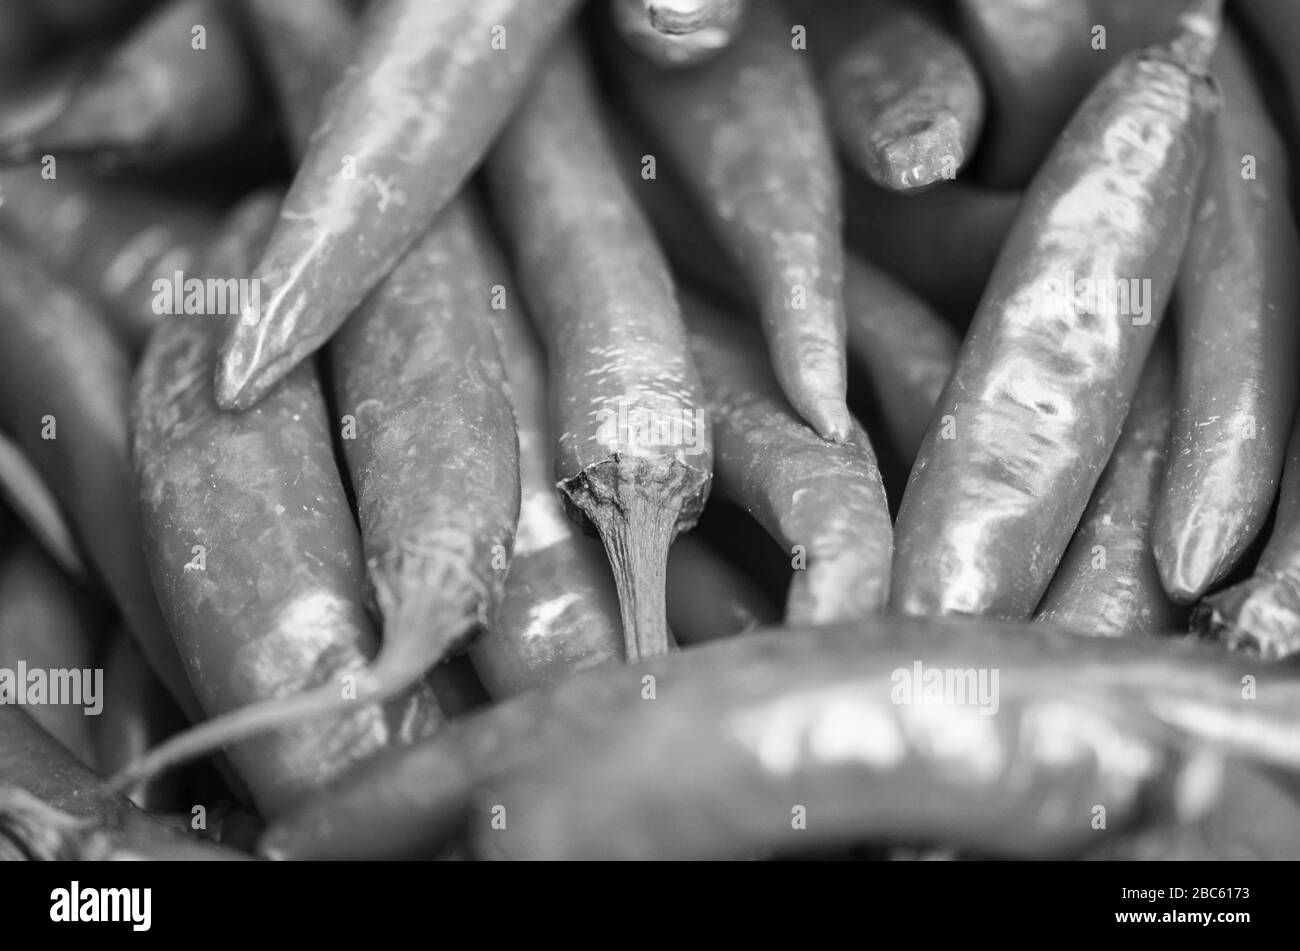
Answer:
891;5;1221;619
1151;27;1300;602
611;0;746;66
0;708;246;861
466;239;626;700
802;0;983;191
1035;337;1183;637
488;37;711;661
0;163;218;350
0;0;261;169
260;615;1300;861
214;0;581;411
615;0;850;442
1193;408;1300;660
684;292;891;623
0;231;201;723
843;254;959;465
0;537;103;770
843;174;1020;317
116;191;442;816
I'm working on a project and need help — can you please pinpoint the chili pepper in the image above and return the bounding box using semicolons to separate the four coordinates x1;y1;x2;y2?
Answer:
956;0;1095;188
240;0;356;160
0;708;246;861
615;0;851;442
488;37;711;661
0;431;87;584
0;231;201;724
214;0;581;411
642;0;747;35
665;534;777;644
1035;337;1184;637
610;0;746;67
0;0;261;169
261;615;1300;861
1151;27;1300;603
843;174;1021;318
95;627;188;813
684;292;891;623
114;190;442;816
801;0;984;191
1193;407;1300;660
0;163;219;350
466;239;626;700
0;537;104;770
842;254;959;465
891;4;1221;620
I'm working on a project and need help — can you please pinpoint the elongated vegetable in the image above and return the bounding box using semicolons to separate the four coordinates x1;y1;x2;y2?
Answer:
215;0;581;411
489;37;711;661
802;0;984;190
1193;408;1300;660
0;537;103;770
0;0;260;168
1151;28;1300;602
610;0;746;66
0;709;245;861
891;5;1221;619
842;254;959;464
844;174;1020;317
0;431;86;582
116;191;442;816
1035;338;1183;636
0;231;200;723
665;534;777;643
957;0;1095;187
0;163;218;349
616;0;850;441
685;292;891;623
467;244;626;700
241;0;356;158
260;614;1300;861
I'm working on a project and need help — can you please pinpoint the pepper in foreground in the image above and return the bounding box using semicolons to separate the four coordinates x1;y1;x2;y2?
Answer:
260;614;1300;861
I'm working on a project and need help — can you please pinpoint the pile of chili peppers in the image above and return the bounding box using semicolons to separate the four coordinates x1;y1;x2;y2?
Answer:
2;0;1300;861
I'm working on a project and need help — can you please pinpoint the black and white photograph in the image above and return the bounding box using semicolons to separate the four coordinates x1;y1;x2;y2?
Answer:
0;0;1292;923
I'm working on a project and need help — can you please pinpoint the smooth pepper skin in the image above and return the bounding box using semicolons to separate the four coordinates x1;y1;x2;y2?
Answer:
261;614;1300;861
892;37;1219;620
1151;28;1300;603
